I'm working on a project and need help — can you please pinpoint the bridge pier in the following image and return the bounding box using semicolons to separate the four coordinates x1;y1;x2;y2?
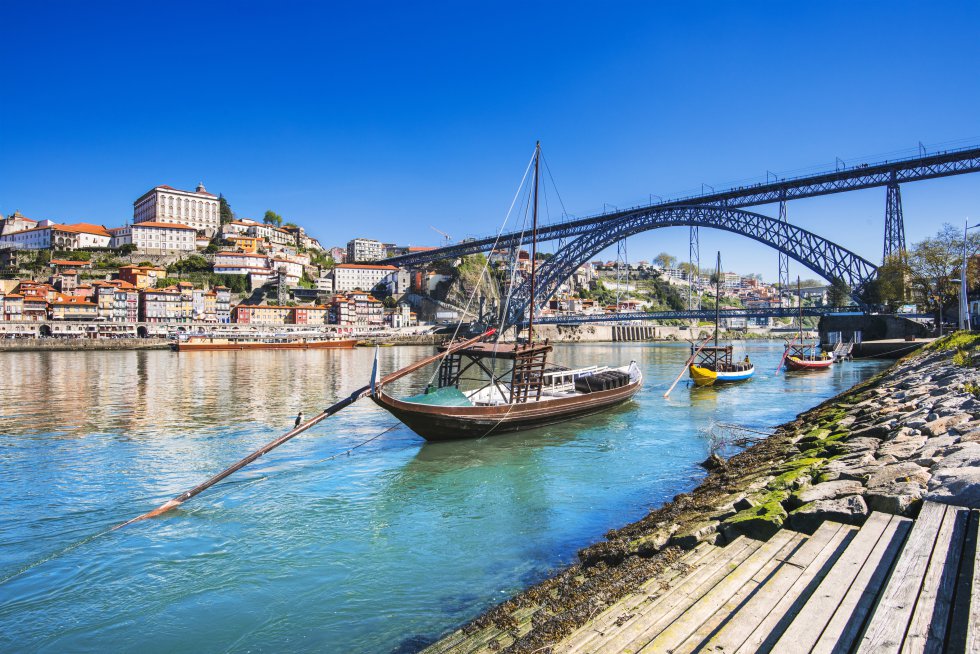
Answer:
884;174;907;262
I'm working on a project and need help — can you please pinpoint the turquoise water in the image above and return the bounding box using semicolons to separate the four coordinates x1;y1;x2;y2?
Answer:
0;343;888;653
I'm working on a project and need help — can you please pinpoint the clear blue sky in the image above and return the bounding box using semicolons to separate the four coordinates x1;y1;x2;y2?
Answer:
1;1;978;281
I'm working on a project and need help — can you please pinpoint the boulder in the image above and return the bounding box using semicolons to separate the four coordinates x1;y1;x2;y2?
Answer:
923;414;971;437
958;429;980;443
720;502;788;542
849;425;890;440
787;496;869;534
700;453;726;471
877;436;928;460
866;481;924;516
867;462;931;489
788;480;864;509
933;442;980;469
733;496;757;512
670;520;719;549
926;467;980;508
626;525;678;557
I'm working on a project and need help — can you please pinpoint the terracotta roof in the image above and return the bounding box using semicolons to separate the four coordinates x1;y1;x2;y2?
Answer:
56;223;112;238
214;252;268;259
51;259;90;266
4;293;23;298
336;263;398;271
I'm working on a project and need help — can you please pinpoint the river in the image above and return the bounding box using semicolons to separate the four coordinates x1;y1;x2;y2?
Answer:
0;343;889;653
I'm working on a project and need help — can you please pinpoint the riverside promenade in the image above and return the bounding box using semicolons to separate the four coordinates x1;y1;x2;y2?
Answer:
423;333;980;653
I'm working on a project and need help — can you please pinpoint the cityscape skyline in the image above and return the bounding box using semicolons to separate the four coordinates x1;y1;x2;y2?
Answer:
2;2;978;280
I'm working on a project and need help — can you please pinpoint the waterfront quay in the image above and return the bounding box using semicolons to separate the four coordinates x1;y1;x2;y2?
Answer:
424;334;980;653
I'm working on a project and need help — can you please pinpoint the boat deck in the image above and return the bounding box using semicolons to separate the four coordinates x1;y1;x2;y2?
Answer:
421;501;980;653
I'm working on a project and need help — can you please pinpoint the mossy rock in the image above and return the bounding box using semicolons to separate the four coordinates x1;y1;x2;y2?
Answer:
721;492;788;541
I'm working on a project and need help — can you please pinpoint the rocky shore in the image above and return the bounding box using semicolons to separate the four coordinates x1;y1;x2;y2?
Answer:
421;332;980;654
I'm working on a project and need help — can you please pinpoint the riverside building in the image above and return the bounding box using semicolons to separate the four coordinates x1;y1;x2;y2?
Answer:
133;183;219;236
109;221;197;253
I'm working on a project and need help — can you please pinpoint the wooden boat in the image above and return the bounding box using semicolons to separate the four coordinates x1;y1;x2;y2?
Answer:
372;341;641;441
688;252;755;387
782;277;832;372
176;334;357;351
784;348;833;371
690;345;755;386
371;142;643;441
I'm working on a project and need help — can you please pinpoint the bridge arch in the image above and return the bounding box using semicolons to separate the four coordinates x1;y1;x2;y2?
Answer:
506;205;877;327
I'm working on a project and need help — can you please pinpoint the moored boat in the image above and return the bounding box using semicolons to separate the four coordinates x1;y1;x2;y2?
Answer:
176;334;357;351
687;252;755;387
784;351;833;371
781;277;833;372
371;142;643;441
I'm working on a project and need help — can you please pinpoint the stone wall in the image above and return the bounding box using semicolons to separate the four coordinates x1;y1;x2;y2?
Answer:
0;338;170;352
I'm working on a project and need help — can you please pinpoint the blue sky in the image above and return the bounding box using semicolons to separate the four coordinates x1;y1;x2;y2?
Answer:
1;1;978;281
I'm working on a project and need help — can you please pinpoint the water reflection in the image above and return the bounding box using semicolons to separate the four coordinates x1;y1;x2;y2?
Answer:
0;344;891;654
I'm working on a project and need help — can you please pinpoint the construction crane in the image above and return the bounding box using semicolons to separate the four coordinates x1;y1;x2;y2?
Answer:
429;225;452;245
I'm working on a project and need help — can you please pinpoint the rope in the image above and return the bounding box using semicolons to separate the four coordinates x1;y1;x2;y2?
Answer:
427;148;536;387
311;424;400;464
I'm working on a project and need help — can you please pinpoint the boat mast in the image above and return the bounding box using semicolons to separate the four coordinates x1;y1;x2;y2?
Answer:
714;251;721;348
527;141;541;343
797;276;803;343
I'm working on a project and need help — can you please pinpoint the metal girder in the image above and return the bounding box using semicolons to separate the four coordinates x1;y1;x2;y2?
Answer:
504;205;878;328
381;145;980;269
777;199;790;302
533;306;862;325
884;179;907;262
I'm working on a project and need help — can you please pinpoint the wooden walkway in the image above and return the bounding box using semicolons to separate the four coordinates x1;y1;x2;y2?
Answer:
423;502;979;653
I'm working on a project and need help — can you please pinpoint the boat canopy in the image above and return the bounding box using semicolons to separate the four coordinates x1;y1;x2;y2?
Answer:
401;386;473;407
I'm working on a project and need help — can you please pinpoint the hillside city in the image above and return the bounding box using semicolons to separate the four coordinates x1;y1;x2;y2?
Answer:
0;181;859;338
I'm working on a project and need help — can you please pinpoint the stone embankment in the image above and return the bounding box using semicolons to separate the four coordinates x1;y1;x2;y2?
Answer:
421;332;980;654
0;337;171;352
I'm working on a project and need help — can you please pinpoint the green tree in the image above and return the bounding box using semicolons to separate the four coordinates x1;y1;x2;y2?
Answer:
219;194;234;224
263;210;283;227
826;277;852;306
861;254;910;310
653;252;677;269
118;243;138;256
908;223;980;310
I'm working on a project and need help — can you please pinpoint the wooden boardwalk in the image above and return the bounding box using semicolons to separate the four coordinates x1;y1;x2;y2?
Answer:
423;502;979;653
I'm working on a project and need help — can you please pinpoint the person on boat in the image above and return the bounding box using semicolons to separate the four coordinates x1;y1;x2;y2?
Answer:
294;411;304;428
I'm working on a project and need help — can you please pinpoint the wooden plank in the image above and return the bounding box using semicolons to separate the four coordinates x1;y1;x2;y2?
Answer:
946;510;979;654
735;516;893;654
589;535;770;654
633;530;806;653
769;512;895;653
558;541;723;653
966;509;980;654
857;501;948;653
697;521;854;654
676;523;850;654
813;515;913;654
902;506;968;653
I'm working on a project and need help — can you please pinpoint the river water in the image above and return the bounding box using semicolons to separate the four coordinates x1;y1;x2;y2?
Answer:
0;343;888;653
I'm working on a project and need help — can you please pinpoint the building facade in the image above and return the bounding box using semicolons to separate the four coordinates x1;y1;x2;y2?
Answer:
331;263;399;292
346;238;385;262
133;183;220;236
109;222;197;253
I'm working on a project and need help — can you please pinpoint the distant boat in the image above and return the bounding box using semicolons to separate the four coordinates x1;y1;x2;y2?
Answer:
782;277;833;372
688;252;755;387
371;142;643;441
175;333;357;351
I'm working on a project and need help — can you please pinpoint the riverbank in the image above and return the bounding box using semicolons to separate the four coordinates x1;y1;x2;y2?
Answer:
0;337;171;351
422;332;980;653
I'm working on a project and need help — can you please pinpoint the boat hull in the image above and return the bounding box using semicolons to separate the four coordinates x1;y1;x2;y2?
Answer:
689;364;755;387
785;356;833;371
372;379;641;441
176;338;358;352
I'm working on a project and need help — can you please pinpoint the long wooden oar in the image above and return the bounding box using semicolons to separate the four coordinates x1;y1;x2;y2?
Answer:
775;334;798;374
114;328;496;529
664;332;713;398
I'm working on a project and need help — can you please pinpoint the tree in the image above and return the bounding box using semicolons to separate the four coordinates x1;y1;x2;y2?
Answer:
263;210;283;227
677;261;698;277
118;243;138;256
826;277;852;306
219;194;234;224
862;254;911;310
908;223;980;310
653;252;677;269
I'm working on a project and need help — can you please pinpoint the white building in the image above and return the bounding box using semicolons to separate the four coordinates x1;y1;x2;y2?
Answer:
1;211;39;236
0;223;112;251
247;223;294;246
270;257;304;283
212;251;272;276
109;222;197;253
346;238;386;262
134;183;220;236
331;263;399;292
